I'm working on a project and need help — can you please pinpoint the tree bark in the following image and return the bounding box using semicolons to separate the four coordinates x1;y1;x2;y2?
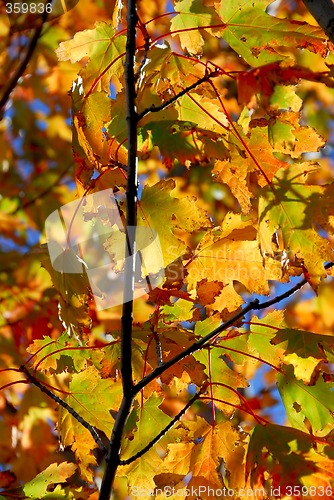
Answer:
302;0;334;43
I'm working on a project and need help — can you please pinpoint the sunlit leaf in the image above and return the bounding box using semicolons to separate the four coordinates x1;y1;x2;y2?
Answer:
23;462;76;499
277;365;334;433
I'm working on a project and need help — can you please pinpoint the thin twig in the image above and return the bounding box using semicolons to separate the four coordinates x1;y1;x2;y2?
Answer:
13;163;73;214
255;261;334;310
20;365;107;456
133;300;259;394
137;70;220;121
0;4;52;118
119;384;208;465
133;261;334;394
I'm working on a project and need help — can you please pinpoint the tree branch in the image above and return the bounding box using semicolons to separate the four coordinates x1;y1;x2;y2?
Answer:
13;162;73;214
133;299;259;394
0;5;51;118
20;365;107;456
119;383;208;466
137;70;219;121
99;0;139;497
302;0;334;44
133;262;334;395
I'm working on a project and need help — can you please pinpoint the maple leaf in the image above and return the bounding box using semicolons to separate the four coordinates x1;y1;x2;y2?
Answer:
268;111;325;158
140;119;225;168
171;0;224;55
157;418;244;497
259;163;333;288
23;462;77;498
138;179;211;267
212;123;298;213
162;298;195;323
134;325;206;387
119;394;172;491
186;213;281;301
277;365;334;433
39;246;92;340
59;410;98;483
143;43;206;90
177;92;229;133
271;328;334;384
147;287;193;306
246;424;334;493
237;62;334;108
26;332;88;374
194;347;248;417
72;92;119;174
247;311;286;367
56;22;126;92
63;366;122;435
217;0;328;66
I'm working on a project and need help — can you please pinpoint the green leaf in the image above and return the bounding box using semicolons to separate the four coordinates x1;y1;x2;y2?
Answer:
171;0;224;55
277;365;334;433
138;179;211;267
217;0;328;66
26;332;88;374
139;120;206;168
194;347;248;416
247;311;285;366
23;462;76;499
119;394;172;490
121;394;172;459
259;163;333;288
177;93;228;133
64;366;122;435
56;22;126;92
162;298;195;322
272;329;334;383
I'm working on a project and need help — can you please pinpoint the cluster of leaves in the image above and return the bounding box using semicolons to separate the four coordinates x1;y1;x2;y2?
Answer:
0;0;334;498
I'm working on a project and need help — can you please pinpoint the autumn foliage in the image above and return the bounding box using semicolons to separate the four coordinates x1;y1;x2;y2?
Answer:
0;0;334;498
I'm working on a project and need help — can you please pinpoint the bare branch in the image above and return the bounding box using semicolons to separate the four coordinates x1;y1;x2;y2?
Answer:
20;365;107;456
133;262;334;395
133;300;259;394
13;162;73;214
255;261;334;310
119;384;208;466
302;0;334;43
137;70;219;121
99;0;139;497
0;4;52;118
